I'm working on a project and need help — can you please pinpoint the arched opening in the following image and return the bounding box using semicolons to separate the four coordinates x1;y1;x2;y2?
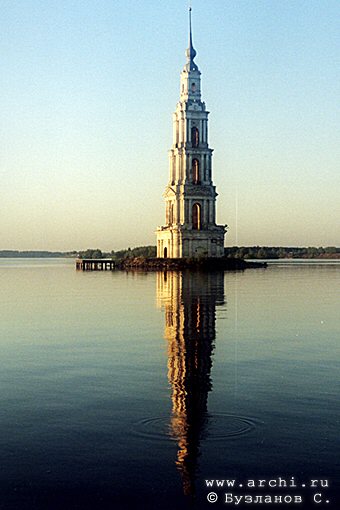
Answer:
192;203;201;230
191;82;196;92
192;159;200;184
191;127;199;148
164;247;168;258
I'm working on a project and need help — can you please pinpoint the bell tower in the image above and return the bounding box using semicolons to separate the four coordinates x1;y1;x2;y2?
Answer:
156;9;226;258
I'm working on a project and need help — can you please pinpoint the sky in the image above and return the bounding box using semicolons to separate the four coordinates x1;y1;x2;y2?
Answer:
1;0;339;251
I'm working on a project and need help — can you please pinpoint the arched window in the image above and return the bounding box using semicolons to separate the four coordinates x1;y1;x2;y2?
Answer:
191;82;196;92
191;127;199;148
192;203;201;230
192;159;200;184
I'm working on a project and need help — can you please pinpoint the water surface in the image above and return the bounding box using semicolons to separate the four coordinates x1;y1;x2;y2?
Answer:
0;259;339;509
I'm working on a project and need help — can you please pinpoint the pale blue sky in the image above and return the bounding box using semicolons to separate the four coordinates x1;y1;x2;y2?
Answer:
1;0;339;250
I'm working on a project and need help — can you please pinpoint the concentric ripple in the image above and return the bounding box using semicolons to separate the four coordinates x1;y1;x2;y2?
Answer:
205;413;258;441
132;413;260;442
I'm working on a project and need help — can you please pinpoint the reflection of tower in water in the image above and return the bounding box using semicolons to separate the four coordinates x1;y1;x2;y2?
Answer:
157;271;225;496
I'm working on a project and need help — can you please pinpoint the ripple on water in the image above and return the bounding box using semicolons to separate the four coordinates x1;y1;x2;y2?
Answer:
131;414;261;442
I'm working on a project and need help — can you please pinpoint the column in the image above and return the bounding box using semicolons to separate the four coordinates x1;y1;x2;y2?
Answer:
184;114;188;143
173;114;177;144
185;156;191;181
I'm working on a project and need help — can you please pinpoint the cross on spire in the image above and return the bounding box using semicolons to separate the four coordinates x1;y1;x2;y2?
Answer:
186;7;197;70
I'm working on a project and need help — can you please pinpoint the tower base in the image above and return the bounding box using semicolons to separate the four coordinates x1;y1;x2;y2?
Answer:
156;225;225;258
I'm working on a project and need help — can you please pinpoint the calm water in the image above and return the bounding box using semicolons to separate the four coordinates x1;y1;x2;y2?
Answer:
0;259;339;509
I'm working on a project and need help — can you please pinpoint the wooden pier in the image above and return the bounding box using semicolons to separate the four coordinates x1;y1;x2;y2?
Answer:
75;258;115;271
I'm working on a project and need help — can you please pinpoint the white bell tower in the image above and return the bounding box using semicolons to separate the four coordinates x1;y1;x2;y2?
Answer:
156;9;226;258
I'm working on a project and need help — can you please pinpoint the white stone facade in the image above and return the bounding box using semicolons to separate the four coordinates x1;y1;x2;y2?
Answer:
156;12;226;258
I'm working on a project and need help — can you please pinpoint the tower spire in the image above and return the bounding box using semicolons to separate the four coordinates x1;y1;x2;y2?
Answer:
186;7;197;69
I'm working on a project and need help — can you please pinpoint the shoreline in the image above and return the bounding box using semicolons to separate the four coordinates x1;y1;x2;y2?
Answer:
117;257;267;271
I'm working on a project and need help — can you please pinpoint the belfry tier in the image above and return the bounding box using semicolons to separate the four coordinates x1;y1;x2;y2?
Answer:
170;64;212;186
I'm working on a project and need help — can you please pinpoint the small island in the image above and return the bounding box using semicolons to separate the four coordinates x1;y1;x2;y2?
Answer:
73;245;339;272
75;254;266;272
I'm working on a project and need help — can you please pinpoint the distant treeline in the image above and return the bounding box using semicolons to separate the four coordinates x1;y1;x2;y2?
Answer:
1;246;339;259
111;245;156;259
79;245;340;260
77;246;157;260
224;246;340;259
0;250;77;258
